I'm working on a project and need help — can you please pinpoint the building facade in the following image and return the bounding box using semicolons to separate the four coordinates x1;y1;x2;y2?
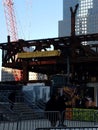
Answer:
59;0;78;37
1;67;47;81
59;0;98;37
1;67;23;81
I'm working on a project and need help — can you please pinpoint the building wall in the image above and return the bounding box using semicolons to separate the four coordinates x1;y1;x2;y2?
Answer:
59;0;98;38
59;0;78;36
1;67;47;81
1;67;23;81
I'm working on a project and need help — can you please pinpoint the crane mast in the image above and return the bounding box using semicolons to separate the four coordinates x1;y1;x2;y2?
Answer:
3;0;18;41
2;0;22;81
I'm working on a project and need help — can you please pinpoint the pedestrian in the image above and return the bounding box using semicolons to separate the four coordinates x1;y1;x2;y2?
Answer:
57;94;66;127
45;93;59;127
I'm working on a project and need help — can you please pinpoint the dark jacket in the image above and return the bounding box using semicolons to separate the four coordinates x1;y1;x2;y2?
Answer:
45;94;59;126
45;95;59;111
57;95;66;112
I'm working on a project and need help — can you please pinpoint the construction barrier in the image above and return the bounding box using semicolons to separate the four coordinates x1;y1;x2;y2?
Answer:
0;109;97;130
35;127;98;130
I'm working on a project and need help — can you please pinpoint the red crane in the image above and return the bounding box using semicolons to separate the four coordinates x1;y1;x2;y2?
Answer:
3;0;22;81
3;0;18;41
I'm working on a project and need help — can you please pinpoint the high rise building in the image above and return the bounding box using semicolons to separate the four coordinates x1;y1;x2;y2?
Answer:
59;0;98;38
59;0;78;37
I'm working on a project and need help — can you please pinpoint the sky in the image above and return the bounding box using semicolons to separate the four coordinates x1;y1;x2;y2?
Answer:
0;0;63;80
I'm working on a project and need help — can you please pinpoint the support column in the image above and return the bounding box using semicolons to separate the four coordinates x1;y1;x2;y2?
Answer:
66;46;70;85
70;4;79;36
22;61;29;83
69;4;79;84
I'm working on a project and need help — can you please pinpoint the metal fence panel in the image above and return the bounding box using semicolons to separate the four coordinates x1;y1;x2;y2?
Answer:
35;127;98;130
0;121;18;130
0;110;98;130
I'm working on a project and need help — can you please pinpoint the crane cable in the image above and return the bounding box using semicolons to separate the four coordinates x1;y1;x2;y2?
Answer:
14;2;25;40
25;0;33;40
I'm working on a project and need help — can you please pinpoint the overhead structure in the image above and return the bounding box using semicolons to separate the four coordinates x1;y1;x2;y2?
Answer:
1;4;98;85
0;33;98;83
3;0;18;41
18;50;61;58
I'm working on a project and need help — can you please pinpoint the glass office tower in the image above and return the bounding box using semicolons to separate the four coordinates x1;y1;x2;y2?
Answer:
59;0;98;37
59;0;78;36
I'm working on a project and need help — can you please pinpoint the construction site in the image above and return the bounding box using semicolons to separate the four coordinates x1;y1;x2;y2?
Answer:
0;0;98;130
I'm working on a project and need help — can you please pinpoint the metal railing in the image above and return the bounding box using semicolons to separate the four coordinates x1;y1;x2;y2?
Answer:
0;109;98;130
35;127;98;130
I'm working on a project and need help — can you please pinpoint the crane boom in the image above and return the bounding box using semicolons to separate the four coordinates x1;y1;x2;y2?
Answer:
3;0;18;41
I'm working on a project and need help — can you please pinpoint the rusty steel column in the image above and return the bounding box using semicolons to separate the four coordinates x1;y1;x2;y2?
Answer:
22;61;29;83
70;4;79;36
66;4;79;84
